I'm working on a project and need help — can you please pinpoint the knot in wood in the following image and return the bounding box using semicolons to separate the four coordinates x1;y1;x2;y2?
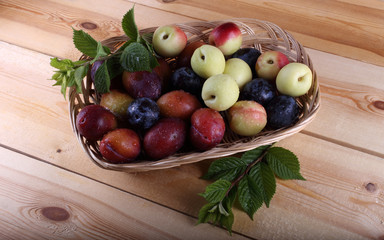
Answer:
41;207;70;221
365;182;377;193
373;100;384;110
80;22;98;30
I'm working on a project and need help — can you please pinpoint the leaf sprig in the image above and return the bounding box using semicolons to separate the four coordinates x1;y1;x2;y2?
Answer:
50;6;159;99
197;144;305;234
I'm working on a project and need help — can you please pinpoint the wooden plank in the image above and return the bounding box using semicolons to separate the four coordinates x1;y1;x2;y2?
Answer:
0;0;195;59
1;40;383;156
1;0;383;66
135;0;384;66
0;147;251;240
1;41;384;239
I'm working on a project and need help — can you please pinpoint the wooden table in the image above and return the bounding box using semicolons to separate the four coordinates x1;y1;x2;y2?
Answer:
1;1;383;239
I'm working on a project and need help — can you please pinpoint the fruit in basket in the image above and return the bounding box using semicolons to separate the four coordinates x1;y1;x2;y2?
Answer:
191;45;226;79
240;78;276;107
99;129;141;163
266;95;300;129
208;22;242;56
157;90;202;120
232;48;261;77
153;58;172;93
223;58;253;89
201;74;239;111
190;108;225;151
152;25;187;58
276;63;313;97
122;70;162;100
100;90;134;118
143;118;187;159
255;51;289;81
228;101;267;136
126;97;160;130
76;105;118;141
170;67;204;97
176;41;205;69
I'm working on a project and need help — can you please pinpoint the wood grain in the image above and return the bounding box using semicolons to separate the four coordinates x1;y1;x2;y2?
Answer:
0;147;249;240
1;0;383;66
136;0;384;66
1;41;383;239
1;0;384;238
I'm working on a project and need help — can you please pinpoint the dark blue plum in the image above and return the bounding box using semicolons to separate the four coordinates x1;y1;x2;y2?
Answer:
126;98;160;130
240;78;276;106
170;67;204;97
266;95;300;129
232;48;261;77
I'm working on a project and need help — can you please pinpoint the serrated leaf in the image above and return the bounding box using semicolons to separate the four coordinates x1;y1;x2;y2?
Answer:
122;6;139;41
266;147;305;180
148;52;160;69
202;157;246;181
197;202;217;225
249;162;276;207
94;61;110;93
199;179;231;203
120;42;151;72
241;145;272;165
238;175;263;220
72;28;99;58
218;201;229;216
106;55;124;80
60;75;68;98
220;207;234;235
74;65;88;93
50;58;74;71
90;42;110;64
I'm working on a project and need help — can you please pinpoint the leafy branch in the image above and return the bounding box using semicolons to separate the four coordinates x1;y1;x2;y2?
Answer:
49;6;159;99
197;144;305;234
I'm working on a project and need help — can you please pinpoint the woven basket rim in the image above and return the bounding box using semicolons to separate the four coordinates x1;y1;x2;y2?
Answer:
69;18;321;172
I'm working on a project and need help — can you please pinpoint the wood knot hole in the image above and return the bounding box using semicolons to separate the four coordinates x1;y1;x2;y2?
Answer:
373;100;384;110
162;0;176;2
56;149;62;153
41;207;70;221
81;22;98;30
365;182;377;193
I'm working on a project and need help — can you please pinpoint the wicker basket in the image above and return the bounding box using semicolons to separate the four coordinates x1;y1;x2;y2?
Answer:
69;18;320;172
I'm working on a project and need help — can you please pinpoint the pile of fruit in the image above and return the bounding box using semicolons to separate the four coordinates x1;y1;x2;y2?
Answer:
75;22;313;164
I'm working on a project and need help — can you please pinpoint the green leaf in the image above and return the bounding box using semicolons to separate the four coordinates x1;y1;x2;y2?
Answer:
199;179;231;203
266;147;305;180
241;145;272;165
90;42;110;64
249;162;276;207
121;6;139;42
197;202;217;224
106;55;124;80
50;57;74;71
120;42;152;72
238;175;263;220
148;52;160;69
60;75;68;97
202;157;246;181
72;28;99;58
220;205;234;234
74;65;88;93
94;61;110;93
